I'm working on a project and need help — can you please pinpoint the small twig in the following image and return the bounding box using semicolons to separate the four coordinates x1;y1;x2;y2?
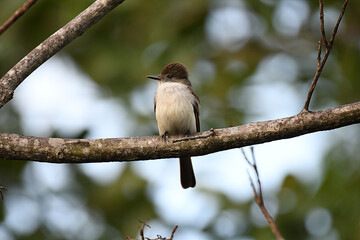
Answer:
0;0;38;35
250;147;263;200
317;38;322;68
329;0;349;46
173;128;215;143
319;0;328;47
0;185;7;200
127;221;178;240
139;220;151;240
241;147;285;240
169;225;178;240
302;0;348;111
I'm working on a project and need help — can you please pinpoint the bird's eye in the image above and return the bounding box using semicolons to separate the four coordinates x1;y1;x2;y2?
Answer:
167;74;173;78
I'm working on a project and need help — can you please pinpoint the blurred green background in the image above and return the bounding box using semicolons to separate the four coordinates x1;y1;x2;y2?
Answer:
0;0;360;239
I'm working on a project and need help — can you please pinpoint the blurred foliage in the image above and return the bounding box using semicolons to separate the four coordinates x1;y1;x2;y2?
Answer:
1;0;360;239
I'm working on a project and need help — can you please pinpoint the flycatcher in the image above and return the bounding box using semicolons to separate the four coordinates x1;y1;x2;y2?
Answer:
147;63;200;189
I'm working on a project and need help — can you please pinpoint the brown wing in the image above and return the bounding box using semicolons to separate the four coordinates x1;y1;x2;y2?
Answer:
194;105;200;132
154;91;157;112
189;87;200;132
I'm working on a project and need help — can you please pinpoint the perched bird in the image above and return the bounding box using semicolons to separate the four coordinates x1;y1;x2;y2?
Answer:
147;63;200;189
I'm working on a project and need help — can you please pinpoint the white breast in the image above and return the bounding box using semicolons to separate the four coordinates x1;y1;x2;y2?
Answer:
155;82;197;136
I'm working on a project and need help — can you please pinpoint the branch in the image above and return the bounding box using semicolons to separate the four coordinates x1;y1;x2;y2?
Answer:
127;221;178;240
0;102;359;163
329;0;349;46
242;147;284;240
169;225;178;240
319;0;328;47
139;221;151;240
0;185;7;200
0;0;38;35
0;0;126;109
303;0;348;111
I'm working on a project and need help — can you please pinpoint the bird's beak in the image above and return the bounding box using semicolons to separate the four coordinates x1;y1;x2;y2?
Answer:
146;75;161;80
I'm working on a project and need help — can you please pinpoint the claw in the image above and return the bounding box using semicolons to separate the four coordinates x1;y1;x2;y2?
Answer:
161;131;169;142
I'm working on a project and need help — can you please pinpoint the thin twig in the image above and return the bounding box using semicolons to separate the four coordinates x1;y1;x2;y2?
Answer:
139;220;151;240
329;0;349;46
250;147;263;201
0;185;7;200
0;0;39;35
317;38;322;68
128;221;178;240
319;0;328;47
172;128;215;143
242;147;285;240
169;225;178;240
302;0;348;111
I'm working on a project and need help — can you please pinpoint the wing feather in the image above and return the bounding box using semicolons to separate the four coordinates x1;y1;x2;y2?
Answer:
189;87;200;132
154;91;157;112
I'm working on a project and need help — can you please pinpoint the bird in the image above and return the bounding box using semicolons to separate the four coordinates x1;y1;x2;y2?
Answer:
147;62;200;189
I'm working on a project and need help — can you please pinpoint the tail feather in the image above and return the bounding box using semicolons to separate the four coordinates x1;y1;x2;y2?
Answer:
179;157;196;188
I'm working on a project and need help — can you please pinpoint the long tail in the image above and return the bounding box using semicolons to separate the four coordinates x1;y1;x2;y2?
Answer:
179;157;196;188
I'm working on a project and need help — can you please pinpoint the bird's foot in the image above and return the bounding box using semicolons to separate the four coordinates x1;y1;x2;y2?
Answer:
161;132;169;142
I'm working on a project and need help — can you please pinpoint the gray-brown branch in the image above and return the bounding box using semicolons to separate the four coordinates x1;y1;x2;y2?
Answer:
242;147;285;240
0;0;126;109
0;0;39;35
1;102;359;163
302;0;348;111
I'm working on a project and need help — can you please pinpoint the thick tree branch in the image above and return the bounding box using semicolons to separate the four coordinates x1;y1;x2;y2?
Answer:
0;0;39;35
0;0;126;109
1;102;359;163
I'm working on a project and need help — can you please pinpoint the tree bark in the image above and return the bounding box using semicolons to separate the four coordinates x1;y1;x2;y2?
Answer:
1;102;359;163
